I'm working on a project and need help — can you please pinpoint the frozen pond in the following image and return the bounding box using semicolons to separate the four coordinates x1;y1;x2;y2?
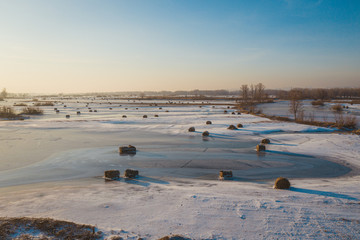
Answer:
0;98;352;189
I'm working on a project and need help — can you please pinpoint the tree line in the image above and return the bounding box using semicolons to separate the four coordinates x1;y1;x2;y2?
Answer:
275;88;360;100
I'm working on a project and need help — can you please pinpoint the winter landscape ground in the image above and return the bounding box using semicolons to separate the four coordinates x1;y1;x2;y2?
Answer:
0;98;359;239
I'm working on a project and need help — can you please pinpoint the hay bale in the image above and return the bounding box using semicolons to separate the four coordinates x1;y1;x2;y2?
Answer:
256;144;266;152
206;121;212;125
56;110;60;113
237;123;243;128
237;112;241;115
122;115;127;118
124;169;139;178
227;106;230;109
154;114;159;117
159;107;162;110
104;170;120;180
119;145;136;154
94;110;97;112
227;125;237;130
143;115;147;118
261;138;270;144
89;110;93;112
65;115;70;118
219;170;233;180
109;108;112;110
64;105;67;108
165;110;169;112
54;108;57;110
231;112;235;115
77;111;81;115
274;177;291;189
202;131;209;136
224;110;227;114
188;127;195;132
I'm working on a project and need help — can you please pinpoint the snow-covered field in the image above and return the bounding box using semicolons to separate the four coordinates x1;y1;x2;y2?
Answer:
0;98;359;239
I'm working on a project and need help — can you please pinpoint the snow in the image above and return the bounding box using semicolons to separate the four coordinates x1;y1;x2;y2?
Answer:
0;98;359;239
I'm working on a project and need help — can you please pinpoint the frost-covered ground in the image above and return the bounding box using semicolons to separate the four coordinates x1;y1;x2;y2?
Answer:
0;98;359;239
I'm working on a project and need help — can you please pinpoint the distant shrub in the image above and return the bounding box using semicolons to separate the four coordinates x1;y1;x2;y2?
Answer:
335;113;357;129
311;100;324;106
21;107;43;115
0;106;18;119
13;103;27;106
34;101;54;106
158;235;190;240
331;104;343;112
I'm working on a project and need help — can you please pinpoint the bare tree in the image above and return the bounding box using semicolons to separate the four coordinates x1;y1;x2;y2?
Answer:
0;88;7;99
241;84;249;103
288;89;304;120
255;83;265;102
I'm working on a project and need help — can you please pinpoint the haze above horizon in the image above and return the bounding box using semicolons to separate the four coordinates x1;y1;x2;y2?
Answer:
0;0;359;94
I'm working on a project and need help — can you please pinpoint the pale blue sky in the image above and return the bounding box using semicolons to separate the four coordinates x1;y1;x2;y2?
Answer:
0;0;359;93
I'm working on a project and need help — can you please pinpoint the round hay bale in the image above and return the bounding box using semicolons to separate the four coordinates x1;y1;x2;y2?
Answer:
94;110;97;112
125;108;128;110
261;138;270;144
165;110;169;112
159;107;162;110
65;115;70;118
154;114;159;117
227;125;237;130
231;112;235;115
64;105;67;108
77;111;81;115
143;115;147;118
89;110;93;112
122;115;127;118
188;127;195;132
124;169;139;179
206;121;212;125
224;110;228;114
54;108;57;110
56;110;60;113
256;144;266;152
119;145;136;154
227;106;230;109
237;112;241;115
202;131;209;137
274;177;290;189
237;123;243;128
104;170;120;180
109;108;112;110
